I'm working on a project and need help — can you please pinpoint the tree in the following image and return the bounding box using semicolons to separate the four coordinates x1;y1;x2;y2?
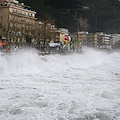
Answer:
32;21;44;50
40;13;55;50
0;21;16;48
79;17;89;31
0;22;10;42
24;25;33;46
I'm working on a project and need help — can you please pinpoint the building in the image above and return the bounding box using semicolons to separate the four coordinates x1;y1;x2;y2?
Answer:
0;0;37;44
111;33;120;49
95;32;112;49
111;33;120;44
48;24;59;43
72;31;88;45
86;33;94;47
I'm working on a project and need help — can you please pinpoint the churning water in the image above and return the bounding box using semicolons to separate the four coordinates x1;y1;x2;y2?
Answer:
0;48;120;120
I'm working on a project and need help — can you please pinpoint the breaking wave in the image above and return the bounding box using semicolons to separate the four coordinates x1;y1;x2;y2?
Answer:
0;48;117;74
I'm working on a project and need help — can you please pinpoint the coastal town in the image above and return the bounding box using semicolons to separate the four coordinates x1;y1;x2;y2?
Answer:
0;0;120;53
1;0;120;120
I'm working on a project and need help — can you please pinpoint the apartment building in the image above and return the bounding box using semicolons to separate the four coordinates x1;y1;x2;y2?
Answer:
72;31;88;46
0;0;37;43
86;33;95;47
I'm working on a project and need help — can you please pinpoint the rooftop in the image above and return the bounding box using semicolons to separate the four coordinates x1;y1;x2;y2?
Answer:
0;0;31;10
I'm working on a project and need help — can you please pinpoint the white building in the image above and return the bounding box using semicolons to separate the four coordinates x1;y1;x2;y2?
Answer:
111;33;120;44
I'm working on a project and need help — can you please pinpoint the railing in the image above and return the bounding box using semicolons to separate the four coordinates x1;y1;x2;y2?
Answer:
10;12;37;20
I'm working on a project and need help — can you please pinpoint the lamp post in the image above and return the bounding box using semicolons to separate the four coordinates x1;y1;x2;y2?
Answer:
75;0;82;52
75;8;79;52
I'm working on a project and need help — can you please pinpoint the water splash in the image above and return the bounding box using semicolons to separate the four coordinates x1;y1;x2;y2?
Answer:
0;48;118;74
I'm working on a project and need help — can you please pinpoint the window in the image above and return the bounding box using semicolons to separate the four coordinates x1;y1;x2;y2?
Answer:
0;16;2;19
16;17;18;21
24;12;26;16
12;16;14;20
20;11;22;14
16;24;18;28
12;9;14;13
0;4;7;6
16;32;19;36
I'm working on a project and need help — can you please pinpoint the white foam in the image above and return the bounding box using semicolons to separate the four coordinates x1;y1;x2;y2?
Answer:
0;48;120;120
0;48;112;74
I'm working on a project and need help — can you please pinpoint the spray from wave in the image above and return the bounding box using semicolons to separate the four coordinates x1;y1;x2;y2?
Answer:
0;48;119;74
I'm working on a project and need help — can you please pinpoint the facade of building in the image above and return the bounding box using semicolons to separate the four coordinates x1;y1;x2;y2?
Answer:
72;32;112;48
102;34;111;45
0;0;37;44
95;32;112;49
72;31;88;46
111;33;120;49
86;33;94;47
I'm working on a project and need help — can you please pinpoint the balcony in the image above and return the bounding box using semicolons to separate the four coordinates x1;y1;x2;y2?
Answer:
10;11;37;20
0;0;9;1
0;3;8;6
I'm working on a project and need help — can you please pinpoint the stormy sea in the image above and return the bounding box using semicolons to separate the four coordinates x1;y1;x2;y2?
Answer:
0;48;120;120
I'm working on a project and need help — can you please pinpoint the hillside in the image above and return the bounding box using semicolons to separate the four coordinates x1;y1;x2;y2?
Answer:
18;0;120;33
